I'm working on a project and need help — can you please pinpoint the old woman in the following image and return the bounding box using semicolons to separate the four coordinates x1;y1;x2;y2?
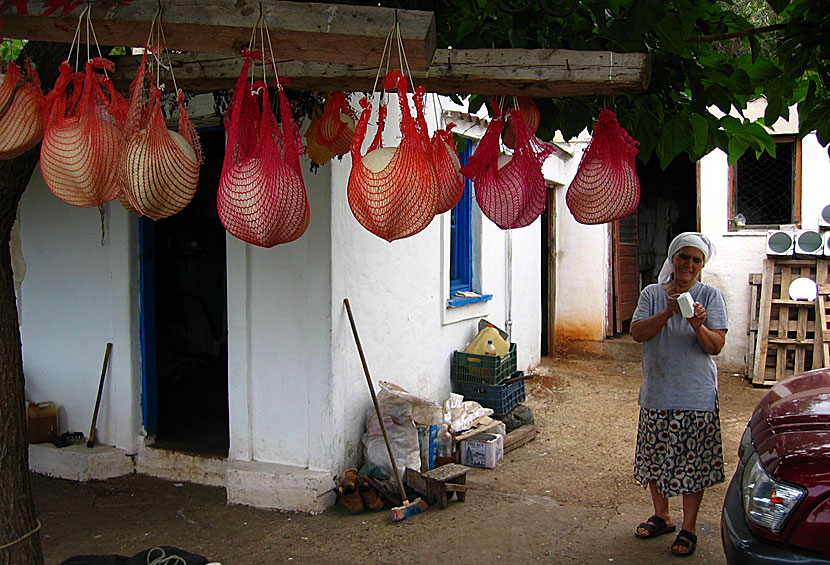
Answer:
630;232;728;557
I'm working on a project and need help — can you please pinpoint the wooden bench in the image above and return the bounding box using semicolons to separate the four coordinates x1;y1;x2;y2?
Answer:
405;463;468;509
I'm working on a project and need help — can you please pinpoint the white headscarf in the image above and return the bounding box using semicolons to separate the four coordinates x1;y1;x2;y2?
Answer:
657;232;716;284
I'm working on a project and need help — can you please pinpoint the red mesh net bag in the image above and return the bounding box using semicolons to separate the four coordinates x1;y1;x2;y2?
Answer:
40;58;127;207
460;101;554;229
305;108;335;166
314;91;355;156
119;49;202;220
431;124;463;214
347;70;438;242
502;97;540;150
566;109;640;224
0;61;44;160
217;52;309;247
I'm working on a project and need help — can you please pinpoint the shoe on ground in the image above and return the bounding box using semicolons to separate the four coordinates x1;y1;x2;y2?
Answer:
342;467;360;494
358;480;384;512
339;486;364;514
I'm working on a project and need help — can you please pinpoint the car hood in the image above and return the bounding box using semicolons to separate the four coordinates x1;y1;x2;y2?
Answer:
750;369;830;482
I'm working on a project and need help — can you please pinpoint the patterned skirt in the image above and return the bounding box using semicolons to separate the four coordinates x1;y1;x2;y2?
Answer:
634;407;725;498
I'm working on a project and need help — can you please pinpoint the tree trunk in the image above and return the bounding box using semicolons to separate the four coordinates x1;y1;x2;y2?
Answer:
0;41;66;565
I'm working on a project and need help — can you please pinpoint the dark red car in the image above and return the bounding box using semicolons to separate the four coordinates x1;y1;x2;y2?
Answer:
721;368;830;563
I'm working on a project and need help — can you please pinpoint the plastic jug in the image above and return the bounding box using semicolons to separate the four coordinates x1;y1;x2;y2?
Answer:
27;401;58;444
464;325;510;356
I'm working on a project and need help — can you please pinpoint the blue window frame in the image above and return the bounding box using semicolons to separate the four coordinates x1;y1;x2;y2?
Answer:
448;139;492;308
450;140;473;294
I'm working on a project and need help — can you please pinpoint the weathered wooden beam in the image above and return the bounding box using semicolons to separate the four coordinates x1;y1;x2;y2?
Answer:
110;48;651;97
2;0;437;71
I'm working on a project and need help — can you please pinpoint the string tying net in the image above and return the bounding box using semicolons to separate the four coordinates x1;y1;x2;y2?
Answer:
40;58;127;207
347;70;438;242
314;91;355;155
502;97;539;150
0;61;44;160
119;49;202;220
217;52;309;247
566;108;640;224
460;101;554;229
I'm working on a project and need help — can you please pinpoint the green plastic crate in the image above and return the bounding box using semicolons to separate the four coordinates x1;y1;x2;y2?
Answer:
451;343;517;386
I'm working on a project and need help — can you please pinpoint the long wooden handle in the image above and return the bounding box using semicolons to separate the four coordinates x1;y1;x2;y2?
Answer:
87;343;113;448
343;299;409;504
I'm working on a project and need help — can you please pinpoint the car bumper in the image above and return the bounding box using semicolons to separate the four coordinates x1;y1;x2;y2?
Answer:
721;471;830;564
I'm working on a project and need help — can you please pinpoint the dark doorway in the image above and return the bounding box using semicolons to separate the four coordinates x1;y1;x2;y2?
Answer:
140;128;228;457
635;158;698;290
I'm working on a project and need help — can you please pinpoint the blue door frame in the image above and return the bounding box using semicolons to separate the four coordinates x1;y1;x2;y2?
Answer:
139;217;158;435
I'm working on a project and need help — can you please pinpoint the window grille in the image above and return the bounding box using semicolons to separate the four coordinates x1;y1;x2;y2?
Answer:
732;138;800;228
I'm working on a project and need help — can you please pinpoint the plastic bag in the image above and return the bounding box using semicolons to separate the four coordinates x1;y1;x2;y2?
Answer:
361;381;442;475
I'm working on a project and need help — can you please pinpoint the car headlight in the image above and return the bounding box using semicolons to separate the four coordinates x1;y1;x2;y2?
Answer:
741;452;806;532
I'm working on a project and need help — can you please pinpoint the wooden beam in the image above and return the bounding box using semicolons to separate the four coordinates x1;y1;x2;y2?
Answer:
110;48;651;97
2;0;437;71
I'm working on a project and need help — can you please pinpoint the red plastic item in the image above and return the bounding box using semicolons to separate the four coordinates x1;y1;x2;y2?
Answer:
347;71;438;242
460;101;554;229
119;49;202;220
40;59;127;207
314;91;355;155
217;52;309;247
565;109;640;225
0;61;44;160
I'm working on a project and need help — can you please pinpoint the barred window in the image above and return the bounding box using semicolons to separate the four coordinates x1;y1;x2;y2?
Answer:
730;137;801;229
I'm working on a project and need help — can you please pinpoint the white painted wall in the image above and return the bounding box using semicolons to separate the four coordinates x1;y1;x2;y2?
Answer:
19;168;141;452
700;102;830;373
546;143;611;343
18;91;548;491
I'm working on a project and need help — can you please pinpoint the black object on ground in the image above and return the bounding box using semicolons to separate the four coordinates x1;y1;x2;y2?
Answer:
59;545;209;565
501;404;534;433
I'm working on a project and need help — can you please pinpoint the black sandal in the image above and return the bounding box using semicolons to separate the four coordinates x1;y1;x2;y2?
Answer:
635;515;676;539
671;529;698;557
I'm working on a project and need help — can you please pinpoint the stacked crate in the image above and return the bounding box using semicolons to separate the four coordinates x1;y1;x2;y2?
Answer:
450;343;525;415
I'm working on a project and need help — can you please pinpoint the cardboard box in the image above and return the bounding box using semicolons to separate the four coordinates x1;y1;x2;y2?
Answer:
459;432;504;468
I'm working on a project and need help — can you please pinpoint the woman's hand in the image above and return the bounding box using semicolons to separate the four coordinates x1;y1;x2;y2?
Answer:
663;293;681;319
687;302;706;330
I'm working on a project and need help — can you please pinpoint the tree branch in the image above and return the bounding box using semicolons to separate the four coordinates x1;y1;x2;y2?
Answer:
685;23;787;43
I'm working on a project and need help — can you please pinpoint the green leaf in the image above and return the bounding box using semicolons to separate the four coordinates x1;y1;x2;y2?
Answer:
766;0;792;14
456;20;477;44
727;136;748;165
690;113;709;156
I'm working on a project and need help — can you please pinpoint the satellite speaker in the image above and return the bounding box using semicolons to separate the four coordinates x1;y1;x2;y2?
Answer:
820;203;830;228
766;230;795;256
825;231;830;256
795;229;823;256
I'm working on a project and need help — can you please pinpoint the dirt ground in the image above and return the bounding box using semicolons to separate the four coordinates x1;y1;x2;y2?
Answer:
31;337;768;564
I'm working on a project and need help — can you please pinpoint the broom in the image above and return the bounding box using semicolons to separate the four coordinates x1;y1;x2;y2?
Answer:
343;298;428;522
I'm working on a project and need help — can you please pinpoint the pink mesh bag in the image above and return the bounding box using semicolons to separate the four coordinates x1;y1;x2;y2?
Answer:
314;91;355;156
0;61;44;160
217;52;309;247
566;109;640;225
460;101;554;229
347;71;438;242
119;49;202;219
40;58;127;207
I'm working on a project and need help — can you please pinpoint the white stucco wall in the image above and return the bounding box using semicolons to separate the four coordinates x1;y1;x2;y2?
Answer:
700;119;830;374
545;143;610;343
19;168;141;452
17;92;547;489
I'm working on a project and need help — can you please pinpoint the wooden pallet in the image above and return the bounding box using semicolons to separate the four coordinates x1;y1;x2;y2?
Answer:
748;258;830;385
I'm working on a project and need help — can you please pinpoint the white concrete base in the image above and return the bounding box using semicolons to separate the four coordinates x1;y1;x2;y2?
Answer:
134;445;227;488
29;443;134;481
226;460;336;514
